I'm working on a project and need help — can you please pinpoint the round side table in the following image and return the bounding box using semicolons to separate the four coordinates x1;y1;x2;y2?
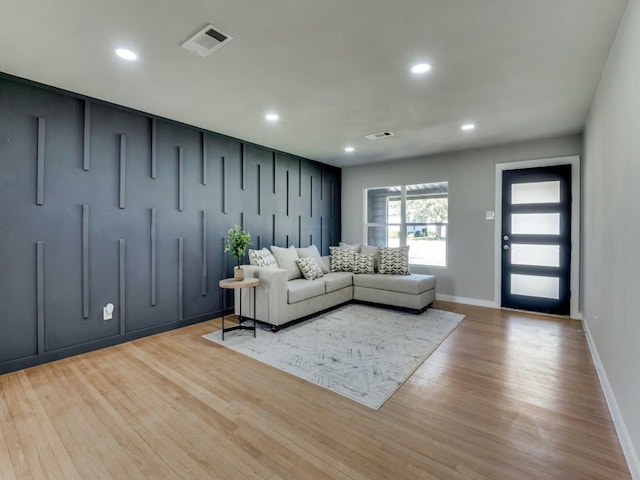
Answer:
218;277;259;340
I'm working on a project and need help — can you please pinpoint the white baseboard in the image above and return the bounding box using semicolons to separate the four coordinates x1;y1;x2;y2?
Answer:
583;321;640;480
435;293;497;309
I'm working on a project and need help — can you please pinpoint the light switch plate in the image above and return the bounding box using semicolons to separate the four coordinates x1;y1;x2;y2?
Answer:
485;211;495;220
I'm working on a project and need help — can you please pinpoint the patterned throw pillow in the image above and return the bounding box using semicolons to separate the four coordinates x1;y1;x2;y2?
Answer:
378;246;410;275
352;253;375;274
360;244;380;272
329;246;355;272
339;242;361;253
248;248;278;268
295;257;324;280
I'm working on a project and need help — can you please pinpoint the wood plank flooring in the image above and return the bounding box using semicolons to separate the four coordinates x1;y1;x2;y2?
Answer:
0;302;631;479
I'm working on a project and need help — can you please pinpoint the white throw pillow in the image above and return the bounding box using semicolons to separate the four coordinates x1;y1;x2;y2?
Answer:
378;246;411;275
353;253;375;274
270;245;302;280
359;244;380;272
248;248;278;268
339;242;361;253
296;245;329;273
330;246;355;272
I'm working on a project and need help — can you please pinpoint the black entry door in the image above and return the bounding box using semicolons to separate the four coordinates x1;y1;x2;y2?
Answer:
501;165;572;315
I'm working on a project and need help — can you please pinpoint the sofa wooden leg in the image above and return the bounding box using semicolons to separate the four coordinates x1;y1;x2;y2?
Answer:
270;325;280;333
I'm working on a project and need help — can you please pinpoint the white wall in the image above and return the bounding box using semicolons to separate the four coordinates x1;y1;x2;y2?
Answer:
341;134;582;303
583;0;640;474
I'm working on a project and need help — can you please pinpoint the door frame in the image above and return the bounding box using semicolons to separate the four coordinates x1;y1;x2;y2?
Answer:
494;155;580;319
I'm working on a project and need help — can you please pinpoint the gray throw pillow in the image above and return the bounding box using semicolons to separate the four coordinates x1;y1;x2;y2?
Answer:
295;257;324;280
378;246;410;275
329;246;355;272
270;245;302;280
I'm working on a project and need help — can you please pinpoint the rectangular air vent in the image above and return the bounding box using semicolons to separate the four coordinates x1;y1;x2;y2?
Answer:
365;131;394;140
181;24;233;57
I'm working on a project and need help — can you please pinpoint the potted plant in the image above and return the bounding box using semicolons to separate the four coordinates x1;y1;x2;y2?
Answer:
224;225;252;281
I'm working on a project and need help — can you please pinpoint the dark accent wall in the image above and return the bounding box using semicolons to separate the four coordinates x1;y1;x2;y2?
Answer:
0;74;341;374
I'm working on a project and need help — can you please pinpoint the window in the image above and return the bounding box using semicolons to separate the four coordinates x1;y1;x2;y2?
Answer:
365;182;448;267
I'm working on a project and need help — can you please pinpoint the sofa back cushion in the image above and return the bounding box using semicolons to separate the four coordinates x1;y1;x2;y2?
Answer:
270;245;302;280
248;248;278;268
329;246;355;272
378;246;411;275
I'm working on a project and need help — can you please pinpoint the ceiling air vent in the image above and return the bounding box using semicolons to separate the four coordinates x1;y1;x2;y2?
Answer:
181;24;233;57
365;131;394;140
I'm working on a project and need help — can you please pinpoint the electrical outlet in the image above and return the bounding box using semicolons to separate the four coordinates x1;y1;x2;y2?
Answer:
485;211;495;220
103;303;114;321
594;315;599;328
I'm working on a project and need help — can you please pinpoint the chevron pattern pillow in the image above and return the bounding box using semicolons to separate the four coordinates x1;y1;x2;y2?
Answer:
329;246;355;272
378;246;410;275
353;253;375;274
248;248;278;268
295;257;324;280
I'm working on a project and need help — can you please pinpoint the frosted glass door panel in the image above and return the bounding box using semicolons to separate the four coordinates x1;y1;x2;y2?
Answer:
512;181;560;204
511;244;560;267
511;274;559;299
511;213;560;235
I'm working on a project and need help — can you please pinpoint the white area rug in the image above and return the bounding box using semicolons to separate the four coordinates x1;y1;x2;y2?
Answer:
203;304;464;409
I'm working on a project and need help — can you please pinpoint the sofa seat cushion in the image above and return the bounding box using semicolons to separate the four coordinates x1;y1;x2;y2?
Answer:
287;279;326;304
323;272;353;293
353;273;436;295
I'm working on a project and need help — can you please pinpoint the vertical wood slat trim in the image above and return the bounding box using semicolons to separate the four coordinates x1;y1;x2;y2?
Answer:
240;212;244;230
286;170;290;216
151;208;157;306
119;134;126;209
83;101;91;171
272;152;277;194
330;178;334;219
257;235;262;250
82;205;90;319
257;163;262;215
150;118;157;179
321;167;324;200
298;158;303;197
201;211;207;296
177;147;184;212
178;237;184;321
241;143;246;190
320;216;324;253
119;239;126;335
286;235;289;247
272;214;276;246
298;216;302;248
222;156;227;214
201;132;207;186
310;176;313;217
36;117;45;205
36;241;45;354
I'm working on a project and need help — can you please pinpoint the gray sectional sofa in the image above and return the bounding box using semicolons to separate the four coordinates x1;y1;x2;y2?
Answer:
234;246;436;331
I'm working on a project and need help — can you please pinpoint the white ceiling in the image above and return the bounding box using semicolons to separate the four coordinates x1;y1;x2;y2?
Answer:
0;0;629;167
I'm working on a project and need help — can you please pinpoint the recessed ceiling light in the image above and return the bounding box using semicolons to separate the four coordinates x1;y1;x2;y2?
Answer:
115;48;138;61
410;63;431;74
461;123;476;131
265;113;279;122
344;146;355;152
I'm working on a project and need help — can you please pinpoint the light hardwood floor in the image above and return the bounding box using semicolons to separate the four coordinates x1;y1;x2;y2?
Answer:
0;302;631;479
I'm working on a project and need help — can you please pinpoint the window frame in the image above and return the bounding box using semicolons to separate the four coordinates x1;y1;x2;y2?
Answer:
363;182;448;268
